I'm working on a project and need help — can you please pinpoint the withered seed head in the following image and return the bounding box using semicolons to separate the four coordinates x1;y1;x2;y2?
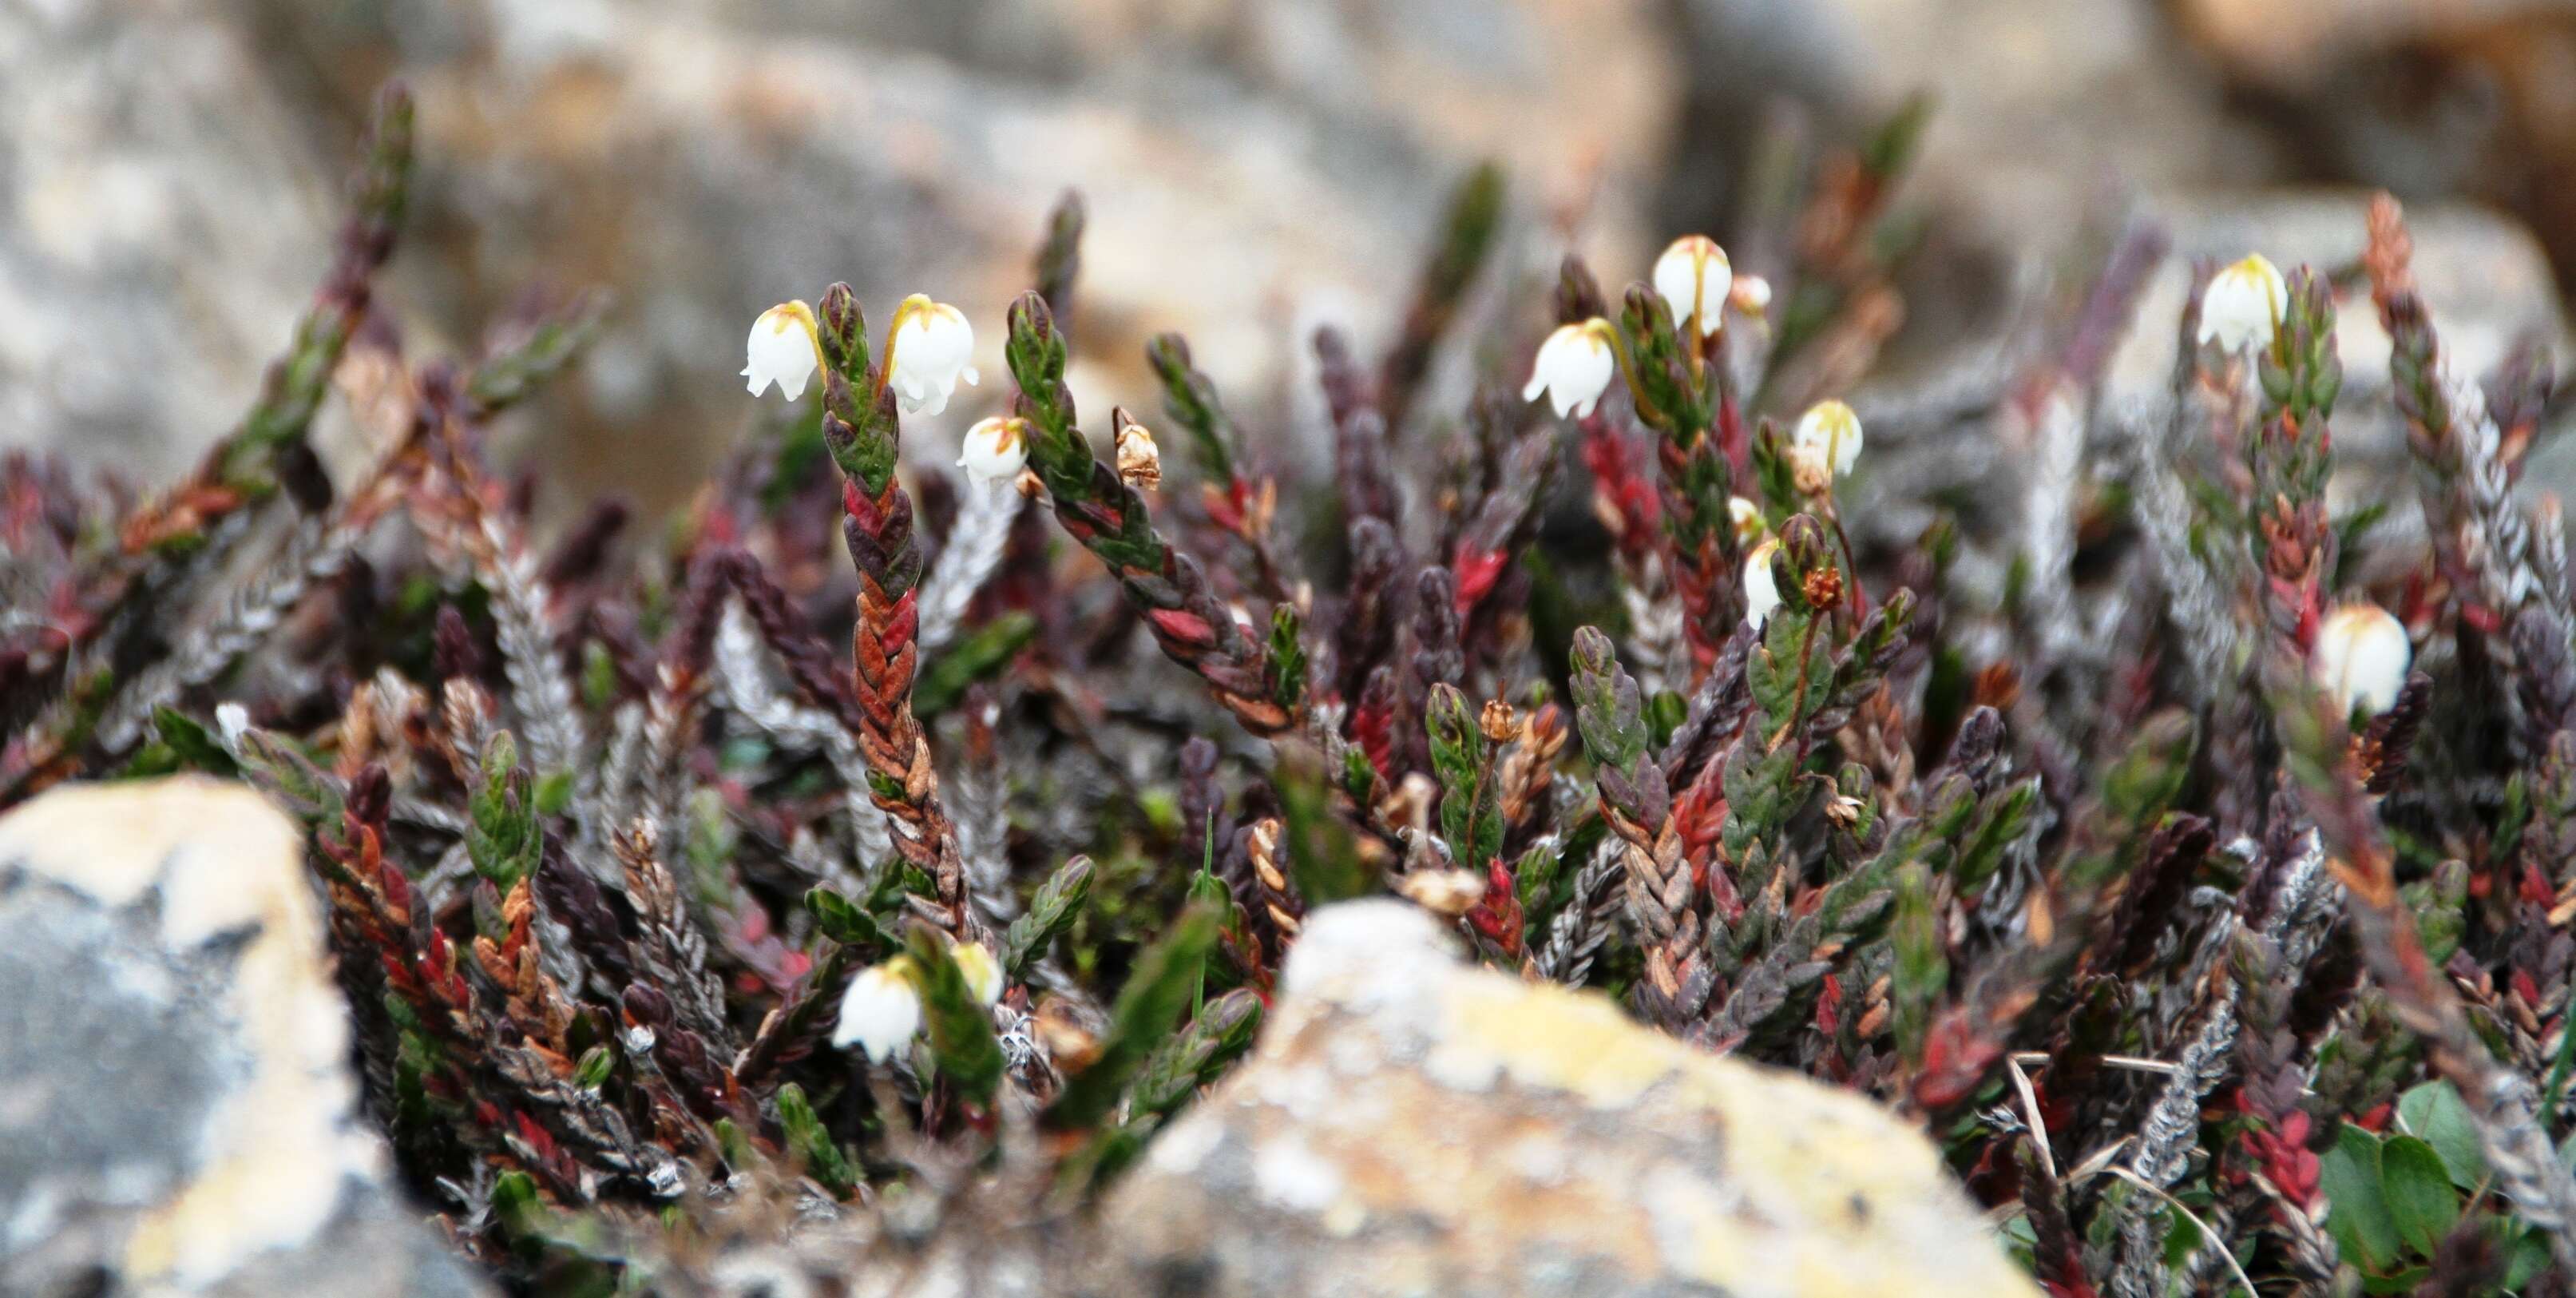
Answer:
1802;565;1843;610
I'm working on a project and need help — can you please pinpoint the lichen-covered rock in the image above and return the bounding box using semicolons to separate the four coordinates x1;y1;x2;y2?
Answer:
1092;900;2036;1298
0;777;486;1297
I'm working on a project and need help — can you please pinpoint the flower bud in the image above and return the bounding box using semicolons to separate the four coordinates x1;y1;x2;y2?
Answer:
951;941;1005;1006
1789;443;1835;497
1730;274;1772;317
1727;496;1766;547
957;416;1028;486
2312;602;2411;718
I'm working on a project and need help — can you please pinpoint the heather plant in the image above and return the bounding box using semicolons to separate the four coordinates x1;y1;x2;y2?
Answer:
10;78;2576;1297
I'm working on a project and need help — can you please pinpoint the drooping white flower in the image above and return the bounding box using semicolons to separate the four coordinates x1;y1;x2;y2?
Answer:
2197;254;2289;353
886;295;981;416
957;416;1028;486
1792;399;1864;477
743;300;822;402
1728;496;1766;547
1521;319;1617;419
1743;538;1782;629
1653;235;1734;337
951;941;1005;1006
830;959;922;1062
2312;602;2412;718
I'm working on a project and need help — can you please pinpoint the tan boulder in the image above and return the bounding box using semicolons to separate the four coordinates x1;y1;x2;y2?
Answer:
1092;899;2037;1298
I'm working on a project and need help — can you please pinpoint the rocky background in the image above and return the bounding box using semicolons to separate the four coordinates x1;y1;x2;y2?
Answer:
10;0;2576;518
10;3;2576;1293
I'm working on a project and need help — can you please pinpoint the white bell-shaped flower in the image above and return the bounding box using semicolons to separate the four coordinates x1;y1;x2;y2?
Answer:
887;295;981;416
1743;538;1783;629
743;300;822;402
830;959;923;1062
2312;602;2412;718
951;942;1005;1006
2197;254;2289;353
957;416;1028;486
1793;399;1864;477
1653;235;1734;337
1521;320;1617;419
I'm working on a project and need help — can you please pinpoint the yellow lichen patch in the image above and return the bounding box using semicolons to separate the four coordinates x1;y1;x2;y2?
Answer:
1432;973;1691;1108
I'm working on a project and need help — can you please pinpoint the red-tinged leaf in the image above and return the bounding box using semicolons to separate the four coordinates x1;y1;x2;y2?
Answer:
1147;607;1212;644
1452;546;1508;617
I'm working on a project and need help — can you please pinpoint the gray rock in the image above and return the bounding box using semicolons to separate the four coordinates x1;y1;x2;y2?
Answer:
6;0;1682;513
1089;899;2036;1298
0;1;334;487
0;777;486;1297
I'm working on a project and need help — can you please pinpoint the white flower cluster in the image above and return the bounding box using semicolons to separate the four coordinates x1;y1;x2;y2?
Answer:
742;290;991;470
1520;235;1774;424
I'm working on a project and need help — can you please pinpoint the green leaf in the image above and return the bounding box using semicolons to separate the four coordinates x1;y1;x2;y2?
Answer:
1266;605;1308;710
713;1117;755;1171
2510;1224;2553;1291
776;1082;855;1197
572;1046;613;1090
151;708;240;778
905;928;1007;1104
2379;1135;2459;1258
2320;1122;2403;1274
533;768;575;817
1046;902;1221;1130
1277;745;1371;905
1003;855;1095;975
2396;1081;2486;1189
466;730;541;892
490;1170;542;1235
912;611;1039;717
805;886;886;951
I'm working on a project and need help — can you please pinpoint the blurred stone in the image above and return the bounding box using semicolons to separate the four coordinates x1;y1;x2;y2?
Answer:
226;0;1682;513
0;777;486;1297
2173;0;2563;93
0;0;335;486
1090;899;2035;1298
1669;0;2281;326
2103;190;2570;470
2170;0;2576;306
